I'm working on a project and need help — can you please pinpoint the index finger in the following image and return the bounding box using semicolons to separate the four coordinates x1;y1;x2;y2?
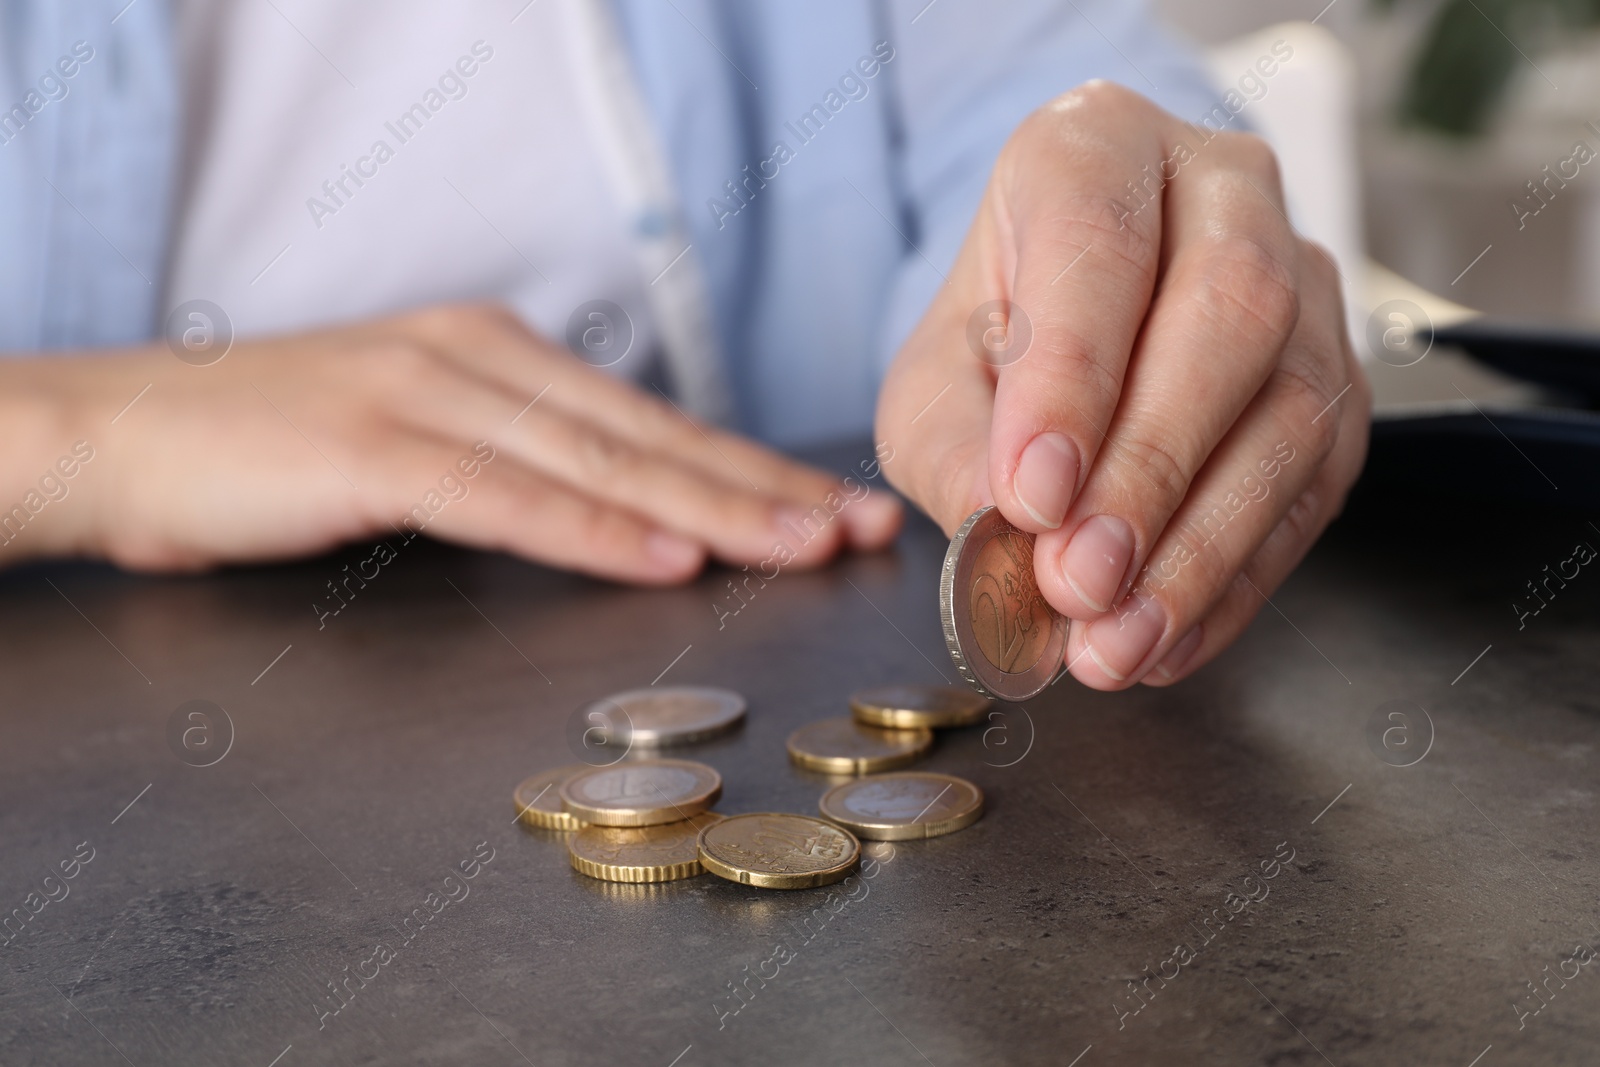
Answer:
984;82;1172;535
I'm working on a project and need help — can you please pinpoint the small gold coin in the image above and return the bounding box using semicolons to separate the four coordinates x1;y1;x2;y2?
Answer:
849;684;993;730
560;758;722;827
819;772;984;840
697;813;861;889
513;765;590;831
786;717;932;774
568;812;725;883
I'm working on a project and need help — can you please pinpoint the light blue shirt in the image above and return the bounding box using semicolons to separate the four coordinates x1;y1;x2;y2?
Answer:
0;0;1217;447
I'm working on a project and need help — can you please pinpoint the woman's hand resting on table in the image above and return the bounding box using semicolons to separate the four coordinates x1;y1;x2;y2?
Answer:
0;304;902;580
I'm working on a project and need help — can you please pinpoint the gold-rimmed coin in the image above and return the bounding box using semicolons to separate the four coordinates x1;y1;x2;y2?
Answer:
849;684;993;730
513;765;590;831
819;772;984;840
941;506;1068;701
581;686;746;747
559;758;722;827
697;813;861;889
786;718;932;775
568;812;724;883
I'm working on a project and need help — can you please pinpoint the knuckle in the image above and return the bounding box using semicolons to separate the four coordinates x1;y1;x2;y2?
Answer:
1020;335;1123;415
1215;130;1283;188
1274;354;1347;463
406;302;474;333
1166;508;1235;592
1047;79;1148;120
1301;239;1343;295
1279;484;1324;544
1349;358;1376;418
645;397;709;452
350;339;435;389
1273;343;1350;463
410;301;520;338
1050;194;1160;282
1111;433;1192;505
569;421;640;485
1191;233;1300;346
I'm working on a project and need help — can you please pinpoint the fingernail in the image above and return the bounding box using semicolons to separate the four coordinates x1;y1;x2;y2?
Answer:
1083;593;1167;682
645;530;701;571
1012;432;1078;529
1151;626;1203;682
1062;515;1135;614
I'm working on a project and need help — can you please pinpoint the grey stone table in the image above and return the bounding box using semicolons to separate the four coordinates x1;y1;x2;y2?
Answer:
0;453;1596;1067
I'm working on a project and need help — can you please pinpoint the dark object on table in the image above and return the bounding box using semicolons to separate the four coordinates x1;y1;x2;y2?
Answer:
1362;317;1600;513
1434;319;1600;408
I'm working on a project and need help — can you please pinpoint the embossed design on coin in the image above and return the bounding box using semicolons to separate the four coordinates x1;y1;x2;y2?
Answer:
819;772;984;840
582;686;746;747
970;530;1051;671
559;758;722;827
785;717;933;775
698;813;861;889
850;684;992;730
941;507;1068;700
568;812;724;883
513;765;591;831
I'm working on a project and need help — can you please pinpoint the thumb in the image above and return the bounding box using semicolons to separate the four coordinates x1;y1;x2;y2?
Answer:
875;286;998;535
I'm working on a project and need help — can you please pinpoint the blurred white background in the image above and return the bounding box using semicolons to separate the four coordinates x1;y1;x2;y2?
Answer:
1154;0;1600;325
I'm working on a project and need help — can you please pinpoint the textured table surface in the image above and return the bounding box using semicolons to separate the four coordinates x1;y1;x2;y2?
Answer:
0;457;1596;1067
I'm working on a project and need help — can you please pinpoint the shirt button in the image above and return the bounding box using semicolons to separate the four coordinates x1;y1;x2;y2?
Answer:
635;208;671;239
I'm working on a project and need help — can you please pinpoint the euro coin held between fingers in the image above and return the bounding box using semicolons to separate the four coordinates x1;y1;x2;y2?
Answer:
819;772;984;841
697;813;861;889
559;758;722;827
568;812;725;883
941;506;1069;701
849;684;993;730
581;686;746;747
785;718;933;774
513;765;591;831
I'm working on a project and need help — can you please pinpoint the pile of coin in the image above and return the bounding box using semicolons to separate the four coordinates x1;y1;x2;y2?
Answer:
514;683;989;890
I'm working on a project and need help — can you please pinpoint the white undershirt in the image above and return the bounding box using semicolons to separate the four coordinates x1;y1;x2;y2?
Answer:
166;0;661;379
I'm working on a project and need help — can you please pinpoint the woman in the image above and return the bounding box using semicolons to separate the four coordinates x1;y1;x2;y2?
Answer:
0;0;1368;690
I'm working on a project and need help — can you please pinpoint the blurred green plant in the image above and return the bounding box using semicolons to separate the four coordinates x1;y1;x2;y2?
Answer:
1376;0;1600;137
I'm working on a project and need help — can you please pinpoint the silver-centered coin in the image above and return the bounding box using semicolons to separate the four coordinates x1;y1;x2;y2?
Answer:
940;507;1068;700
581;686;746;747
